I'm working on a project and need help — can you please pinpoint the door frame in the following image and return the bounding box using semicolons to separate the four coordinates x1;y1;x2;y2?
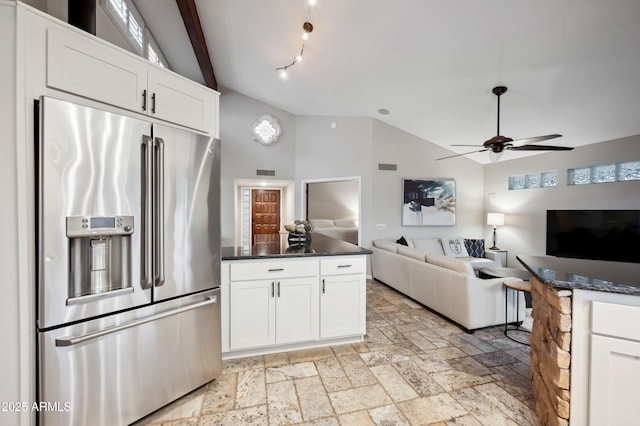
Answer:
234;179;294;248
300;176;361;245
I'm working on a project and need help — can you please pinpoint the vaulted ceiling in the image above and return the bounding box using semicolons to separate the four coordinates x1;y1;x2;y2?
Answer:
135;0;640;164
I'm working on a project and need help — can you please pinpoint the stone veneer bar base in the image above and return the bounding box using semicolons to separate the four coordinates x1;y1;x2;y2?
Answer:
530;277;572;426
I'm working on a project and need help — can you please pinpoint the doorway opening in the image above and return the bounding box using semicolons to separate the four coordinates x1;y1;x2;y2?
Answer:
301;177;361;245
235;179;294;250
251;189;281;252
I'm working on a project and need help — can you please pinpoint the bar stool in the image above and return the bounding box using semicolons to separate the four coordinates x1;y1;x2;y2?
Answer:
504;278;531;345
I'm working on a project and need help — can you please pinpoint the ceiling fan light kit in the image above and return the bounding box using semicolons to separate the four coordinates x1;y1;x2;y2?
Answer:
437;85;573;161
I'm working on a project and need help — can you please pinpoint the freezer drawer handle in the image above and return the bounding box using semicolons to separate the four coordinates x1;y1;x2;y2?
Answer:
55;296;217;347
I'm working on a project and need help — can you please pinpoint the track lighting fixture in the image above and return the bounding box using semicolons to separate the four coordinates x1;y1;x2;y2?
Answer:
276;2;317;77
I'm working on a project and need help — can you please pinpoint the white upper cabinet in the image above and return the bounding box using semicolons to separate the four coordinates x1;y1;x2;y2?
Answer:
33;10;218;134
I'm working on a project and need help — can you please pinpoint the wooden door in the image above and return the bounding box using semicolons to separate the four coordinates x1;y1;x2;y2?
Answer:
252;189;281;248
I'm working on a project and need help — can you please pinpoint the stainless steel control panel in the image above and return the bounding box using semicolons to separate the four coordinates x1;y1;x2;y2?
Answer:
66;216;134;238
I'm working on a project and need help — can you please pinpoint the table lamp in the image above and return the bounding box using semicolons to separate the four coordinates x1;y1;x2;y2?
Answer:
487;212;505;250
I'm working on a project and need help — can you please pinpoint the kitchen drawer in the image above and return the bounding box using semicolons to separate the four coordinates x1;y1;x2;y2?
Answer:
321;256;366;276
592;301;640;342
229;259;318;281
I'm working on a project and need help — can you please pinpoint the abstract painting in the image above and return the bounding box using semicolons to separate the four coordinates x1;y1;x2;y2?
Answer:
402;178;456;226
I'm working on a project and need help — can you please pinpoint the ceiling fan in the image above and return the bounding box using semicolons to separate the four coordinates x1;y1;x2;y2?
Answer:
437;86;573;161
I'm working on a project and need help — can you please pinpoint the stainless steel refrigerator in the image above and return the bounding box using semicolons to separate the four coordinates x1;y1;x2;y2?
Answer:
36;96;221;425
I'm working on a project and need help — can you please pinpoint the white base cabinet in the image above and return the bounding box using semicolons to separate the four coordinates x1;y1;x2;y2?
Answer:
571;291;640;425
587;301;640;425
229;277;318;350
320;257;366;339
222;255;367;358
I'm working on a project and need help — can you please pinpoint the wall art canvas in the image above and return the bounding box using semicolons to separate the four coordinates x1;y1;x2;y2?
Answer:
402;178;456;226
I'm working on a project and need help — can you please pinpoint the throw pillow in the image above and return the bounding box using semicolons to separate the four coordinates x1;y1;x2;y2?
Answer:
464;238;486;258
396;236;409;246
412;238;444;255
334;218;357;227
442;237;470;258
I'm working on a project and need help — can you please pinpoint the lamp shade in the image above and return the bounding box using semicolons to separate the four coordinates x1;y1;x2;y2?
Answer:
487;212;505;226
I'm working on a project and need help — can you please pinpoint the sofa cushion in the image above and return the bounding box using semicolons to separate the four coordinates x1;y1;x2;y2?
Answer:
373;239;398;253
412;238;444;255
464;239;486;258
396;236;409;246
398;245;428;261
442;237;470;258
427;253;474;275
334;218;357;227
459;257;497;270
310;219;336;228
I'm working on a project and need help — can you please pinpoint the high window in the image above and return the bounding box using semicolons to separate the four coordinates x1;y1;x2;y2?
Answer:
103;0;169;68
568;160;640;185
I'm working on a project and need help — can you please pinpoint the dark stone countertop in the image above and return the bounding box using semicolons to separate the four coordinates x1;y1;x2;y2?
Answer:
222;233;372;260
517;255;640;296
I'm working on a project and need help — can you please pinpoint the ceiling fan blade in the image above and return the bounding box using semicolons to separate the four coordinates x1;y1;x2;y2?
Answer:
511;134;562;145
436;149;489;161
509;144;574;151
450;144;484;147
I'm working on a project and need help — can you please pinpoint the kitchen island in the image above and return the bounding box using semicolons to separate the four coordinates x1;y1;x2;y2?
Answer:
517;255;640;426
221;233;372;359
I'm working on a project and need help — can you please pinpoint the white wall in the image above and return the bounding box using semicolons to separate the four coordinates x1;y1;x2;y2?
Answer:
218;90;489;253
484;135;640;267
218;87;297;245
0;5;23;425
370;119;487;246
294;116;374;243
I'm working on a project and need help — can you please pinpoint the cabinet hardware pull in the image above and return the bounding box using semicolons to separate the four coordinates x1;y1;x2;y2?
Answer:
271;281;275;297
337;264;352;268
151;92;156;113
322;278;325;294
142;89;147;111
277;281;281;297
268;268;284;272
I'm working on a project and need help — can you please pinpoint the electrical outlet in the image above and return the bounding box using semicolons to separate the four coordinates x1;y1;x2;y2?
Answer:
376;223;387;230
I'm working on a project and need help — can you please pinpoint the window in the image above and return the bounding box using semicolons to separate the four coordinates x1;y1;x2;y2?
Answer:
509;170;557;190
568;160;640;185
103;0;169;68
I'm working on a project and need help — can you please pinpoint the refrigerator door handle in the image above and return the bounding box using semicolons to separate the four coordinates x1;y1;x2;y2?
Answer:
142;135;154;289
55;295;218;347
154;137;165;287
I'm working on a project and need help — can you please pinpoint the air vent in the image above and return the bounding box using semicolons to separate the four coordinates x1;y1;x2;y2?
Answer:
256;169;276;176
378;163;398;171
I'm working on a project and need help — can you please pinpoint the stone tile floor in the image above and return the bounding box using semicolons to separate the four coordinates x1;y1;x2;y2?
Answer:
134;279;537;425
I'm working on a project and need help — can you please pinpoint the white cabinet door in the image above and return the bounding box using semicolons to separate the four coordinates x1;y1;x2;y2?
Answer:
275;277;319;344
229;280;275;350
320;275;366;339
47;28;148;114
148;70;217;134
589;335;640;425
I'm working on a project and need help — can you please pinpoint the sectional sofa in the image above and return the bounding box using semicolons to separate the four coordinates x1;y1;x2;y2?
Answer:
370;237;525;332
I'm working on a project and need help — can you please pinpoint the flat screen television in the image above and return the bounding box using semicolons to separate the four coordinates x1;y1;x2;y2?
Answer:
546;210;640;263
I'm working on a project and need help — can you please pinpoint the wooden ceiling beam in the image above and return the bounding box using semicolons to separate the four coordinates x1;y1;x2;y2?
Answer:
175;0;217;90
